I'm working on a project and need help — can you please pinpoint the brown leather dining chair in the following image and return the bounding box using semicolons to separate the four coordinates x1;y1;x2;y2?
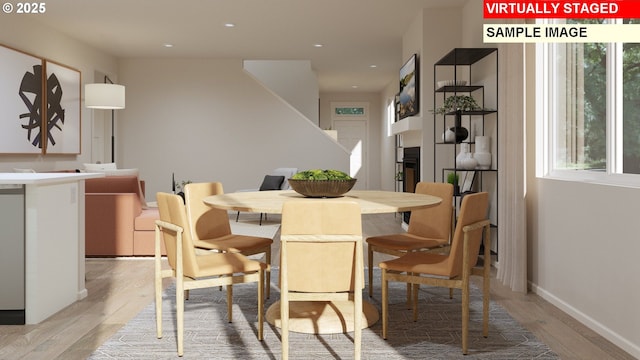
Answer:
379;191;491;355
366;182;454;299
279;200;363;360
184;182;273;298
154;192;268;356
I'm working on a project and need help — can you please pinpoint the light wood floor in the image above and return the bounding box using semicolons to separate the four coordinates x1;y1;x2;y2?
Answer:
0;213;634;360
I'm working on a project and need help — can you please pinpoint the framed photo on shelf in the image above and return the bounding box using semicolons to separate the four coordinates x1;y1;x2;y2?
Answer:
460;171;476;193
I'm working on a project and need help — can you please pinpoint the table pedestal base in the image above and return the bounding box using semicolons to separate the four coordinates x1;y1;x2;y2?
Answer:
266;300;379;334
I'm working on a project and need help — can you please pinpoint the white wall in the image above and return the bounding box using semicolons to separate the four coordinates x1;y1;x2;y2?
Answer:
0;15;118;172
530;178;640;356
244;60;319;125
117;58;349;198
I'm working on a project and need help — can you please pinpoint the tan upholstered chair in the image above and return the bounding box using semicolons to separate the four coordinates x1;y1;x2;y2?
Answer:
366;182;454;298
184;182;273;298
380;192;491;355
280;200;363;360
154;192;267;357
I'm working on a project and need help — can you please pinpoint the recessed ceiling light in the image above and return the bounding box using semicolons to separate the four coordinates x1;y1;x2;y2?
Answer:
163;43;174;48
352;85;359;89
369;64;377;68
313;44;324;48
224;23;236;28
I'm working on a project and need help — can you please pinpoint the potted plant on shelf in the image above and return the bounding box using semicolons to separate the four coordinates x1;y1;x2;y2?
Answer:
433;95;481;115
447;172;460;195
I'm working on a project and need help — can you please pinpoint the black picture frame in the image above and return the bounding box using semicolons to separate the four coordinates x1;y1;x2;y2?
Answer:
399;53;419;120
461;171;476;193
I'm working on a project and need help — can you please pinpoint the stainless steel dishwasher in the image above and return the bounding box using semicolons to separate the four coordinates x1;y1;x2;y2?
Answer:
0;185;25;324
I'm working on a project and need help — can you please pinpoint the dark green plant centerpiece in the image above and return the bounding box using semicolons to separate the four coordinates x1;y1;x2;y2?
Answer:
289;169;357;197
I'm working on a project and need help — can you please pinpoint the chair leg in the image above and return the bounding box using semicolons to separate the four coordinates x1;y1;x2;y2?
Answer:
482;225;491;338
412;283;419;322
154;249;163;339
227;284;233;323
265;249;271;299
406;282;412;309
258;269;264;341
281;291;289;360
462;282;470;355
381;269;388;339
354;287;362;360
367;246;374;297
483;274;490;338
177;280;185;357
236;211;240;222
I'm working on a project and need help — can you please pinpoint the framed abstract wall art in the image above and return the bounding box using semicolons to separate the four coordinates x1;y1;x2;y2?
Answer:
44;60;81;154
0;44;82;155
0;44;45;154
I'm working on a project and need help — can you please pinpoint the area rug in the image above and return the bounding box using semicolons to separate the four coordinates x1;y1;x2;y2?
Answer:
89;269;558;360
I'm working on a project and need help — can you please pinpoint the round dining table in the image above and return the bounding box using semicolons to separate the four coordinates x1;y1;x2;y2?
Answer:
203;189;442;334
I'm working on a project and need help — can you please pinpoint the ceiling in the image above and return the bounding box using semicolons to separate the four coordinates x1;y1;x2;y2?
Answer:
28;0;467;92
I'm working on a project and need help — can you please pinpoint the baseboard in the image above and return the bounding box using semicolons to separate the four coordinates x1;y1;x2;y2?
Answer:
77;288;88;301
529;281;639;359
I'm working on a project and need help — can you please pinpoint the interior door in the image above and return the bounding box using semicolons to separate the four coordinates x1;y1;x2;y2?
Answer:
333;119;368;190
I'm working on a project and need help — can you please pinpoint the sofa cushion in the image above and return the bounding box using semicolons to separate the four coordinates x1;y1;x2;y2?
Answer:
259;175;285;191
84;162;117;171
86;175;140;194
91;168;139;177
85;175;149;209
135;208;159;231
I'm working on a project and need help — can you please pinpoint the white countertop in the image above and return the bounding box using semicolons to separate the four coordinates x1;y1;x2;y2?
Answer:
0;172;104;186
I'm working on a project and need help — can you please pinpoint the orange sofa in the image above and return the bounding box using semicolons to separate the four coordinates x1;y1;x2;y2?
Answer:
84;175;162;256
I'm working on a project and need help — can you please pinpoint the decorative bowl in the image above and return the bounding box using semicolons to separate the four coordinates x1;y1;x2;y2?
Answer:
288;179;357;198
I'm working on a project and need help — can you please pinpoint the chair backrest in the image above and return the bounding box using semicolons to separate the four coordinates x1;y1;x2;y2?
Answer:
446;192;489;277
184;182;232;241
281;200;362;293
156;192;201;278
270;168;298;190
407;182;454;240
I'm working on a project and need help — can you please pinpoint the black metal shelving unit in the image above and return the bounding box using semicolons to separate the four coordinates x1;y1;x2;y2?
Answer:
433;48;499;256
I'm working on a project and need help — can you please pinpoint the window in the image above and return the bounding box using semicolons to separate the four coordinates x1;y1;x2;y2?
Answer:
334;106;365;116
539;18;640;184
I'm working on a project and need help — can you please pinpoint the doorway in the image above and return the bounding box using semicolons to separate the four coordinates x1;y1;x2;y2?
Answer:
331;102;369;190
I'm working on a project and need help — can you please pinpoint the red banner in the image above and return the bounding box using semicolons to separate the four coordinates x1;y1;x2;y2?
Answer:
484;0;640;18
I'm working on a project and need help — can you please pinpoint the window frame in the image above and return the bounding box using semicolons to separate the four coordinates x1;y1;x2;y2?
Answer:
536;19;640;188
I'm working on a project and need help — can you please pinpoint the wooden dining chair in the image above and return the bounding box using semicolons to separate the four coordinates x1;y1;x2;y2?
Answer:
366;182;454;299
184;182;273;298
154;192;268;356
380;192;490;355
280;200;363;360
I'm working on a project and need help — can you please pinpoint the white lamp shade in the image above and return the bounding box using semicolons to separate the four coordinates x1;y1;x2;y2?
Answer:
85;83;125;109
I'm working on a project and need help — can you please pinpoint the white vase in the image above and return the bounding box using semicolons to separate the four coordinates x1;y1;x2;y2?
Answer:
443;128;455;143
456;143;470;168
474;153;491;169
475;136;491;153
461;153;478;170
474;136;491;169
